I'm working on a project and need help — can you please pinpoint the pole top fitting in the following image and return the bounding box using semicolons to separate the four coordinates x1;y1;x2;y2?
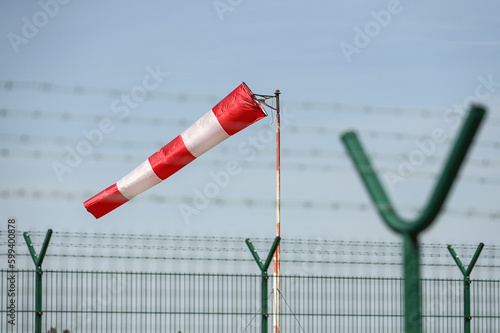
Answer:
275;89;281;95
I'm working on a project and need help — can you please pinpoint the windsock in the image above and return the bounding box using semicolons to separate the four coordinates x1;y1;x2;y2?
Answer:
84;82;267;218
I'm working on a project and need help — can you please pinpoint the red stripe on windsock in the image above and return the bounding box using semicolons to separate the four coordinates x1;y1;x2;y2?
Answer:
84;82;267;219
83;184;129;219
148;135;196;180
213;82;266;135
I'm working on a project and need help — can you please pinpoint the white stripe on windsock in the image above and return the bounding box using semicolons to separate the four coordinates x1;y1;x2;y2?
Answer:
181;110;230;157
116;159;162;200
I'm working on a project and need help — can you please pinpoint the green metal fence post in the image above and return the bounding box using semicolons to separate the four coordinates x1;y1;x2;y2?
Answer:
245;237;281;333
23;229;53;333
340;105;486;333
447;242;484;333
403;233;422;330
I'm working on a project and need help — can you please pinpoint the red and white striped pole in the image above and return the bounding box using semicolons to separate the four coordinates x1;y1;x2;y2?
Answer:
273;89;281;333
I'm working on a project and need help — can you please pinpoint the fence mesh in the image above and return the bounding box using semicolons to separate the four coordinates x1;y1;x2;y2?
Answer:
1;232;500;332
3;271;500;333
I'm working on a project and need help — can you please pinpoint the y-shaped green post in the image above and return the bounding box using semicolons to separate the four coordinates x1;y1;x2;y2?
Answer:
24;229;53;333
340;106;486;333
246;237;281;333
448;243;484;333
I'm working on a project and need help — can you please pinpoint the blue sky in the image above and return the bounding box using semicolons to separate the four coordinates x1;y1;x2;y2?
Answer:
1;0;500;251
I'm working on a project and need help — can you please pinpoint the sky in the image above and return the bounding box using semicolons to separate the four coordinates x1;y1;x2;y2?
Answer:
1;0;500;257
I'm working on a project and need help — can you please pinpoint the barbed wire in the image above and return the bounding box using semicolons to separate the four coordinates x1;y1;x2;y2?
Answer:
6;230;499;251
1;188;499;220
4;252;500;269
2;129;500;163
0;107;197;128
2;80;500;123
3;131;500;171
2;146;499;186
2;107;500;149
2;231;498;266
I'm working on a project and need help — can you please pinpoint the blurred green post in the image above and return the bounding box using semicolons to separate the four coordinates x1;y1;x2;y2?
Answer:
340;106;486;332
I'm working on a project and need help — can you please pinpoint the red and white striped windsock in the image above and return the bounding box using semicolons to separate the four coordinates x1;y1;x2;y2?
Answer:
84;82;267;218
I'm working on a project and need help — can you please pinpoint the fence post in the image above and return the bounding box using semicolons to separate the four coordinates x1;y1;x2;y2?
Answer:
447;242;484;333
23;229;53;333
245;237;281;333
340;105;486;333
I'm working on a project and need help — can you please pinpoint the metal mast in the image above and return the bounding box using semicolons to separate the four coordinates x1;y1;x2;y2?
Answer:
273;89;281;333
253;89;281;333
